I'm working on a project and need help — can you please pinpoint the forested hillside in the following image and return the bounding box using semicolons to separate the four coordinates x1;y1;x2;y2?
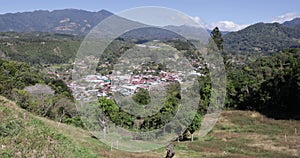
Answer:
223;23;300;54
226;48;300;119
0;32;81;64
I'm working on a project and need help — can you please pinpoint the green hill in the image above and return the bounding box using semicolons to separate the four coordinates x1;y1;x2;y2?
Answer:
1;96;299;157
223;22;300;54
0;96;165;157
0;96;101;157
0;32;81;64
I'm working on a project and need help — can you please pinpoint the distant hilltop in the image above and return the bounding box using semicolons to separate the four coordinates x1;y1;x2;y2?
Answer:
0;9;113;35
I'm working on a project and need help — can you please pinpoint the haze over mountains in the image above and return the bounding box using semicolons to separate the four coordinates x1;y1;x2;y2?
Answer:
0;9;300;54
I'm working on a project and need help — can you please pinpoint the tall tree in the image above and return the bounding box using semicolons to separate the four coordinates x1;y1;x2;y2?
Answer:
211;27;224;50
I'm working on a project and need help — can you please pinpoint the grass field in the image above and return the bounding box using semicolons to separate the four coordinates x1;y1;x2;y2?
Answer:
0;96;299;157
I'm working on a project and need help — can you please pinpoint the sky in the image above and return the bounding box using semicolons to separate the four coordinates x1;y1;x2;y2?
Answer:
1;0;300;31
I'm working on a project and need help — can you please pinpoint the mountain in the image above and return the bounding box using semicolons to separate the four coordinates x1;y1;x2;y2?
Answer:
1;9;300;56
283;17;300;28
223;22;300;54
0;9;221;40
0;9;113;35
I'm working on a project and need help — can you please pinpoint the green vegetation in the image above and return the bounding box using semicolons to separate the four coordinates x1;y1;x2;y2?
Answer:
1;97;299;157
0;97;98;158
223;23;300;54
87;83;181;132
132;88;151;105
0;32;81;64
0;58;83;127
225;48;300;119
211;27;224;50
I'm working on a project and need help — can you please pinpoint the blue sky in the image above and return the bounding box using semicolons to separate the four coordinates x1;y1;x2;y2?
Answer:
1;0;300;31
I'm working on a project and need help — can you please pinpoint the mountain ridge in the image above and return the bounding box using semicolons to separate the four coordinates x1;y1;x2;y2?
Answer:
1;9;299;33
1;9;300;55
283;17;300;28
0;9;113;35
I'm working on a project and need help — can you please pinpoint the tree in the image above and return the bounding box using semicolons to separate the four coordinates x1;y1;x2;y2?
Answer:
224;48;300;119
132;88;151;105
211;27;224;50
185;112;201;141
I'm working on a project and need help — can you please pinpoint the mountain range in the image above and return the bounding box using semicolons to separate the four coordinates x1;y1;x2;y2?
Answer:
0;9;300;54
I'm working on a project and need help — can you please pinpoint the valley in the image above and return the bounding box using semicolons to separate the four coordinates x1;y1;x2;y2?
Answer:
0;8;300;158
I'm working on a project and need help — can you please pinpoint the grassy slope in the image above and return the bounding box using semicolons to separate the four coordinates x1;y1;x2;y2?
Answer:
0;96;163;158
177;111;300;158
0;96;299;158
0;96;100;158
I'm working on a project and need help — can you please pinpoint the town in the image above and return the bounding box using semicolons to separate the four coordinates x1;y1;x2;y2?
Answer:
68;63;204;101
45;43;207;101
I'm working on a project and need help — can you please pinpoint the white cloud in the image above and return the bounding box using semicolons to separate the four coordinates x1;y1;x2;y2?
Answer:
190;16;200;24
188;16;248;32
187;16;207;28
272;12;300;23
185;16;248;32
208;21;249;32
